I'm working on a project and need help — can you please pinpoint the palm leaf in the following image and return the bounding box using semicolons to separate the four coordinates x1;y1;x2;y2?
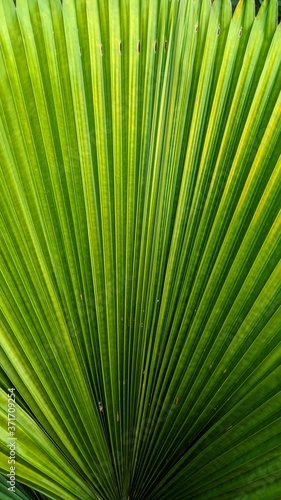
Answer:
0;0;280;498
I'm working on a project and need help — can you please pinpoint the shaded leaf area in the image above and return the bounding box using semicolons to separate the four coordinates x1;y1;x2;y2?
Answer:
0;0;280;499
0;472;49;500
258;0;281;20
233;0;281;19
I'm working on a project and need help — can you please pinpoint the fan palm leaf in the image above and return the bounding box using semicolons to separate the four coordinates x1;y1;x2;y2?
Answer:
0;0;280;498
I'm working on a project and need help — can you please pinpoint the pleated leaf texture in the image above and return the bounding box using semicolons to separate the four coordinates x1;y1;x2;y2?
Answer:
0;0;281;498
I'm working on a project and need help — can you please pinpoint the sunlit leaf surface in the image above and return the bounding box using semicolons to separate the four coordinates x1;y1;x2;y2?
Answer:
0;0;280;498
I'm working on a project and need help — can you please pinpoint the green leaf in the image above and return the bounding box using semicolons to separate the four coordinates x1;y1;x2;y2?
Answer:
0;0;280;498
